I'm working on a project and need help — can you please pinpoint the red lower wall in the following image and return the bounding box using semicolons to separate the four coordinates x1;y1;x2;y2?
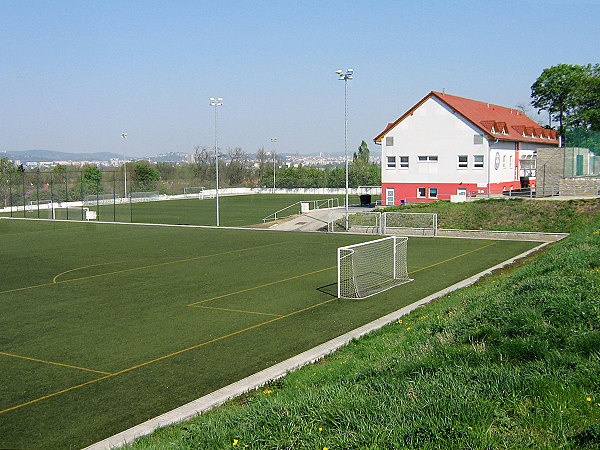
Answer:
381;181;532;205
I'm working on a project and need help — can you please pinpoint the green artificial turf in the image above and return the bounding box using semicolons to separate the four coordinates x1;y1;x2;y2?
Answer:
128;223;600;450
1;194;371;227
0;218;537;448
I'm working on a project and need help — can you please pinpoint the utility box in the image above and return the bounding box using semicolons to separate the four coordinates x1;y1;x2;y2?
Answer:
360;194;372;206
300;202;310;213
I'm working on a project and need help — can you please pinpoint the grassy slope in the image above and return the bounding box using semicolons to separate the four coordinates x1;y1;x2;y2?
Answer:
379;198;600;233
129;205;600;449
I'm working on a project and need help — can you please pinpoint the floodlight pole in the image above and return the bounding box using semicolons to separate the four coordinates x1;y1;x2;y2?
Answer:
210;98;223;226
271;137;277;194
121;133;127;201
337;68;353;231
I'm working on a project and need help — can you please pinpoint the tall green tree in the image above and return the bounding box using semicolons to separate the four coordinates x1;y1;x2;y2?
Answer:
132;164;160;191
531;64;587;141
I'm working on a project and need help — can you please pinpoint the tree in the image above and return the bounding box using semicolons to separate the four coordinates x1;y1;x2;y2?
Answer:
531;64;588;141
132;164;159;191
353;140;371;163
255;146;269;179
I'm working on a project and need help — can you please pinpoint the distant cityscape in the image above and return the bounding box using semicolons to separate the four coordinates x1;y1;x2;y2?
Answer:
1;150;380;169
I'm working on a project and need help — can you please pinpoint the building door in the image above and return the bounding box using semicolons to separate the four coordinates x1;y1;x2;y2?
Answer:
386;187;395;206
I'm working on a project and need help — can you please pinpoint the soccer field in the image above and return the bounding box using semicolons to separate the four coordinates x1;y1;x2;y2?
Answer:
2;194;365;227
0;218;539;448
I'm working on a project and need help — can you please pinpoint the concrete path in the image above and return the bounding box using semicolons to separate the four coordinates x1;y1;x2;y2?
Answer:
266;206;376;232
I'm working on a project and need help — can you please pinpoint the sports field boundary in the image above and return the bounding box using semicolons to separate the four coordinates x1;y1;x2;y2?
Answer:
84;238;563;450
0;216;566;242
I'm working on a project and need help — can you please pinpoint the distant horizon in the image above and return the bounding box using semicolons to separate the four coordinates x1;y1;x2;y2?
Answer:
1;1;597;157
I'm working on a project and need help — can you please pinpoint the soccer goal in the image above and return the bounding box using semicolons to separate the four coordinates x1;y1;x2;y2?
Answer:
130;191;160;203
338;236;412;299
50;206;95;221
184;186;205;198
382;212;438;237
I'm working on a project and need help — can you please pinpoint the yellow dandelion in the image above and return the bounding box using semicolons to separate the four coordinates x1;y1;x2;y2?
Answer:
319;427;323;431
587;397;592;402
233;439;238;446
311;372;317;376
263;389;272;395
406;327;411;330
468;426;473;430
323;447;329;450
397;319;403;324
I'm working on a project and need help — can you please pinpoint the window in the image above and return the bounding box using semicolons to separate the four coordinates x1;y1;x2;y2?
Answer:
418;155;438;162
399;156;409;168
386;156;396;169
502;155;506;168
509;155;513;168
385;136;394;146
417;187;427;198
474;155;484;168
474;135;483;145
458;155;468;168
429;187;438;198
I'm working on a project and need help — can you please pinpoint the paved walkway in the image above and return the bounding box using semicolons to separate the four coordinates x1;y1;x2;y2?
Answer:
265;206;376;232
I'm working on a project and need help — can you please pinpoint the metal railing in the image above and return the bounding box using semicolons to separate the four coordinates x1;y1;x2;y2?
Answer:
262;198;340;222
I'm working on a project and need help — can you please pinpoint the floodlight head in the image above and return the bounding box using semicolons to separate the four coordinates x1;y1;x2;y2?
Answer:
347;69;354;73
336;70;343;74
217;98;223;102
209;98;215;102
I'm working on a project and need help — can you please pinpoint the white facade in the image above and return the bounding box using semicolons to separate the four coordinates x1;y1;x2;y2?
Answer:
376;93;558;203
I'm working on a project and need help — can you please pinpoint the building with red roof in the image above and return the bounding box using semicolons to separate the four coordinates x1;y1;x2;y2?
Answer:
373;91;559;204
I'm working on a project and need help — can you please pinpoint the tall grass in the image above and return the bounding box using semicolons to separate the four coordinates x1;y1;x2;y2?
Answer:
129;223;600;448
380;198;600;233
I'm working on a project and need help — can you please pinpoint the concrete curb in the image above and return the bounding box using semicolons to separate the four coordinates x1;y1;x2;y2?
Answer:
85;238;560;449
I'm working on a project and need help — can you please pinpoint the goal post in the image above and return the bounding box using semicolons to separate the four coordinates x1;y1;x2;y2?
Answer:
382;212;438;237
337;235;412;299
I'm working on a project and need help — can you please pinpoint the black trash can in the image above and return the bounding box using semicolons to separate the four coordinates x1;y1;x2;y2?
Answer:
360;194;372;206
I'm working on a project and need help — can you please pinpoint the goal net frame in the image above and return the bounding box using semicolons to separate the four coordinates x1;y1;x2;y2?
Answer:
50;206;94;221
382;212;438;237
338;235;412;299
130;191;160;203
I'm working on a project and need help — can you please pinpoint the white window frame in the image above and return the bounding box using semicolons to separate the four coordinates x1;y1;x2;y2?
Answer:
429;187;438;198
457;155;468;169
399;156;409;168
417;187;427;198
418;155;438;162
386;156;396;169
474;155;484;168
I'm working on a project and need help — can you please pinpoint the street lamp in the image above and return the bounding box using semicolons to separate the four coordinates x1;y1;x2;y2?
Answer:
270;137;277;194
210;97;223;226
336;68;353;231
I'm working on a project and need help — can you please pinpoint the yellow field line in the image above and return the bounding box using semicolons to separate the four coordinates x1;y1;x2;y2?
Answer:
0;351;112;375
0;242;285;296
192;305;283;317
408;242;497;275
53;262;124;283
0;296;337;415
187;266;336;306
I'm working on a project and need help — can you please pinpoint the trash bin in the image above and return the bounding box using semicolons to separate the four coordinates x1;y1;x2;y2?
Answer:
360;194;372;206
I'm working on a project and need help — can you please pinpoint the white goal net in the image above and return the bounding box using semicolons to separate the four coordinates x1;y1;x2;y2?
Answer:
338;236;412;299
382;212;438;237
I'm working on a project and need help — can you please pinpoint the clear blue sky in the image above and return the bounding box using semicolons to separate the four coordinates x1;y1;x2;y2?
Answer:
1;0;598;158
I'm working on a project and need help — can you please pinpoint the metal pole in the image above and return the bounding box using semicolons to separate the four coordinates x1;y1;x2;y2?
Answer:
36;170;40;218
22;171;26;218
210;98;223;226
336;69;353;231
344;76;349;231
271;137;277;194
215;103;219;226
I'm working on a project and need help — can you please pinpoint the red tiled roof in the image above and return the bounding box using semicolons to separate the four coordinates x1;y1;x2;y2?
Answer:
374;91;559;144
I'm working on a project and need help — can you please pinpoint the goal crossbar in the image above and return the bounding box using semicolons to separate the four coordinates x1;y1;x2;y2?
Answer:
337;235;412;299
